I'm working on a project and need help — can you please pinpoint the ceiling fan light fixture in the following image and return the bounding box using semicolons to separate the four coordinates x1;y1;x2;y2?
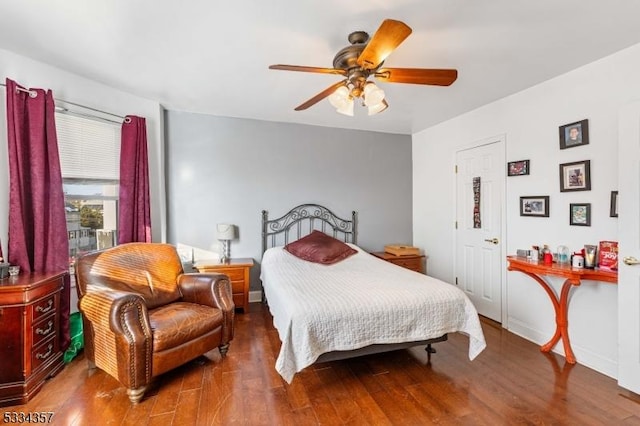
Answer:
336;97;354;116
368;99;389;115
328;85;350;109
363;82;385;107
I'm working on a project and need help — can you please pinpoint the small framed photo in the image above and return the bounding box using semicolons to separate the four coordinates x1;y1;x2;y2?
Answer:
559;119;589;149
520;196;549;217
570;203;591;226
610;191;618;217
559;160;591;192
507;160;530;176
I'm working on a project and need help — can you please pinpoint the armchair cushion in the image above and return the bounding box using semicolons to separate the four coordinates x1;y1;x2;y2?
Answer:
150;302;223;352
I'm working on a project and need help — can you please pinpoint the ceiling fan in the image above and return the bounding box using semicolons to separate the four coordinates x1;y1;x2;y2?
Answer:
269;19;458;116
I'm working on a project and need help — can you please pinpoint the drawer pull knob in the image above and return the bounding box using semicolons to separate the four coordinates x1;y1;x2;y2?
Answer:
36;299;53;314
36;321;54;335
36;344;53;360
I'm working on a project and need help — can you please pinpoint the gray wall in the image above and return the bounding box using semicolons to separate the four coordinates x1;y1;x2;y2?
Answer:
165;110;413;292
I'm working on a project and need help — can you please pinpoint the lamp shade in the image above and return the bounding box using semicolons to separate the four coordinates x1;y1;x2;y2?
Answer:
328;86;350;109
363;82;385;107
336;97;354;116
368;99;389;115
216;223;235;240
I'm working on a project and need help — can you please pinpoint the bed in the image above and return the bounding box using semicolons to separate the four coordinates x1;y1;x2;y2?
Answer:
260;204;486;383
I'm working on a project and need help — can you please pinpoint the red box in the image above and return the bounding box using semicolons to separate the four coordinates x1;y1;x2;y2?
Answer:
598;241;618;271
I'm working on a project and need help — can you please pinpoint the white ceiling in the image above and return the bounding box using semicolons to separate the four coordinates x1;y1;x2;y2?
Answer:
2;1;640;135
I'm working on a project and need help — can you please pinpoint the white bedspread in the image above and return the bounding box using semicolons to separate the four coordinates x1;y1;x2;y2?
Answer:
260;245;487;383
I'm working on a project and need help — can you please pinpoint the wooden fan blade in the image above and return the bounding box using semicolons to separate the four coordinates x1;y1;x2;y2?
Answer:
294;80;348;111
375;68;458;86
269;64;347;76
357;19;412;70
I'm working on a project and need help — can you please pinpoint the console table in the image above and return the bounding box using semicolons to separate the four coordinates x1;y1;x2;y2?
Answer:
506;256;617;364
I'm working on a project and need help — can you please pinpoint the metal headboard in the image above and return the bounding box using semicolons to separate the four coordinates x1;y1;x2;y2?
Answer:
262;204;357;254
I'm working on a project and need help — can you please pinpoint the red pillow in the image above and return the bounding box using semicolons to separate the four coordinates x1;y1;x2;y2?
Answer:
284;230;357;265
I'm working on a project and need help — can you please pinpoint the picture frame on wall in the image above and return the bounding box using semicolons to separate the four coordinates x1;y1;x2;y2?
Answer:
570;203;591;226
610;191;618;217
507;160;530;176
520;196;549;217
559;160;591;192
559;119;589;149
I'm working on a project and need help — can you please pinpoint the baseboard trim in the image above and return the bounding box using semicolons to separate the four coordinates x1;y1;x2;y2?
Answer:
249;290;262;303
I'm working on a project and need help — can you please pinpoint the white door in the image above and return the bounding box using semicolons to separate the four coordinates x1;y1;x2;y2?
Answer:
618;102;640;393
455;138;504;322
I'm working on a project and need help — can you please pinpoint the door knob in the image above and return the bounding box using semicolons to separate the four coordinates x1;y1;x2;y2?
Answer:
623;256;640;266
484;238;499;245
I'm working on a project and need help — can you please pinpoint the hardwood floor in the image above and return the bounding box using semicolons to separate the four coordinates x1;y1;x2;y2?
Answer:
3;303;640;425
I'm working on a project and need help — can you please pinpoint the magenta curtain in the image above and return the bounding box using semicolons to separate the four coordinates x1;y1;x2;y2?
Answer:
5;78;71;350
118;115;151;244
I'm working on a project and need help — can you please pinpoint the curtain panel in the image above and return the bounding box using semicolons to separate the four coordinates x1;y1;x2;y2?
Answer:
5;78;71;350
118;115;151;244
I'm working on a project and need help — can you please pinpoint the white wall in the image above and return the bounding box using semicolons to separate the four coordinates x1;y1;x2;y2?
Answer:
413;42;640;378
0;48;167;312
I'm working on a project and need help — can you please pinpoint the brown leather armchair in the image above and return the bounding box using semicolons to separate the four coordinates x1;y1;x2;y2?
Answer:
75;243;235;403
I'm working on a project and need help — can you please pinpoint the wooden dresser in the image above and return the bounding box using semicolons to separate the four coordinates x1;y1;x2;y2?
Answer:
0;272;66;406
194;258;254;312
370;252;426;274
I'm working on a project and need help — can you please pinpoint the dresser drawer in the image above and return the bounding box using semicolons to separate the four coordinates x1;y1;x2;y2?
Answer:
32;314;56;347
31;336;57;372
33;294;56;322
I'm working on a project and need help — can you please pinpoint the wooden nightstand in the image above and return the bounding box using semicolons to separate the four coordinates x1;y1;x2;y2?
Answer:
194;258;254;313
371;252;426;274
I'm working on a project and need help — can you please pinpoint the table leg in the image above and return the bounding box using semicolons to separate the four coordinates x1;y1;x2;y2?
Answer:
522;273;577;363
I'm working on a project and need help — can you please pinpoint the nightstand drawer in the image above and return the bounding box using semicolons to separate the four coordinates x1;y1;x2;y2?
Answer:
391;257;422;271
213;268;245;281
231;280;244;293
370;251;426;274
232;293;244;308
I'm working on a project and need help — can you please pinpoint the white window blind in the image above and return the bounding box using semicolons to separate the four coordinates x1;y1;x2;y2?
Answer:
56;113;121;181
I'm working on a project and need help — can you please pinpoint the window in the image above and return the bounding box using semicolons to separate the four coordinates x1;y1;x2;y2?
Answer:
56;113;121;265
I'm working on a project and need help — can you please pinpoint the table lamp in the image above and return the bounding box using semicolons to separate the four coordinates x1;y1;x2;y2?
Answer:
216;224;236;262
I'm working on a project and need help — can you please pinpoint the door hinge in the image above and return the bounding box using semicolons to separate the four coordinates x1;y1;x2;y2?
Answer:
455;221;458;229
455;277;458;285
454;164;458;173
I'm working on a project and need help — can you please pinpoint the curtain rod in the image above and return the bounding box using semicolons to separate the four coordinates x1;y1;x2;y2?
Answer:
1;82;130;123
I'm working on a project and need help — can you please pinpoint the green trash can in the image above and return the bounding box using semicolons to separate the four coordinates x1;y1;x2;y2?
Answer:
64;312;84;363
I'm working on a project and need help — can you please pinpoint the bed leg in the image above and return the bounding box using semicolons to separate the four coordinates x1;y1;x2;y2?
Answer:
425;343;437;362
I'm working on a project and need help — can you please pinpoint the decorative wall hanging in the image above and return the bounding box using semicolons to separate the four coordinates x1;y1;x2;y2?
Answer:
570;203;591;226
610;191;618;217
473;177;481;228
507;159;530;176
559;160;591;192
559;119;589;149
520;196;550;217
